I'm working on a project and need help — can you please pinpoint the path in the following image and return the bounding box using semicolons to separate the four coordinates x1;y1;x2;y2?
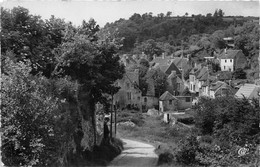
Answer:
108;139;158;167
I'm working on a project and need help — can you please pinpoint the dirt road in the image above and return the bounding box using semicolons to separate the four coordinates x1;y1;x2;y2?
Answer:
108;138;158;167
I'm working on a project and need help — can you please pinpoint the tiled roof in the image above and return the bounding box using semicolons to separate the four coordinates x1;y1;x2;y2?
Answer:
199;72;209;81
217;71;233;80
172;57;189;69
197;67;208;79
151;56;173;66
210;81;227;91
235;84;260;99
125;70;139;85
159;91;177;101
220;50;243;59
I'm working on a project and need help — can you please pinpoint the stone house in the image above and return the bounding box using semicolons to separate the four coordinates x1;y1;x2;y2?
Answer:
189;66;209;94
159;91;178;112
114;69;142;110
220;49;247;72
167;70;185;96
159;91;192;112
175;96;192;110
209;81;233;98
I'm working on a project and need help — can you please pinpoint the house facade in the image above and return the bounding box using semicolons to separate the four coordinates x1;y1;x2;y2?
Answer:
159;91;192;112
114;69;142;110
175;96;192;110
220;49;247;72
167;70;185;96
189;66;209;94
159;91;178;112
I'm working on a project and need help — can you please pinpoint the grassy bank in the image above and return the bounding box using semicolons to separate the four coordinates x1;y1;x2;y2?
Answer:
116;110;194;166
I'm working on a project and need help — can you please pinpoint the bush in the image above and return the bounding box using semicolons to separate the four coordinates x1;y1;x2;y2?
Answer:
200;135;213;144
1;59;79;166
158;152;174;165
175;134;199;165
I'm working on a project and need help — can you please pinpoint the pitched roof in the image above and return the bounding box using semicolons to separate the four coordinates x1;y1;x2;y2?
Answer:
164;62;181;76
199;72;209;81
153;62;181;76
235;84;260;99
172;57;188;68
197;67;208;79
210;81;227;91
159;91;177;101
151;56;173;66
220;50;243;59
217;71;233;80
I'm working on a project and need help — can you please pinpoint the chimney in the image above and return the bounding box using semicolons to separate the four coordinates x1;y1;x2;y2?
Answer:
142;52;144;57
162;53;165;59
224;48;227;54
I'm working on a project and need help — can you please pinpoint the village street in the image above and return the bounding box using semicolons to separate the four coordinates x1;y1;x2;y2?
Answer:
108;139;158;167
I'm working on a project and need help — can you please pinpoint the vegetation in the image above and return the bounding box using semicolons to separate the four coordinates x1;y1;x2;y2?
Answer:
1;6;124;166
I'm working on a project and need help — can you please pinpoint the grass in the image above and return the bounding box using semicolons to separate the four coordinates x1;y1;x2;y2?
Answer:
116;110;194;166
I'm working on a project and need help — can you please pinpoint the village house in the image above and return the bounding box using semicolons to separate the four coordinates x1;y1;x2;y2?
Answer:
167;70;185;96
114;69;142;110
209;81;233;98
189;66;209;94
159;91;178;112
159;91;192;112
219;49;247;72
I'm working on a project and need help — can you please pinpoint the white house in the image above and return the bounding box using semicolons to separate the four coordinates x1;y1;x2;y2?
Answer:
220;49;247;72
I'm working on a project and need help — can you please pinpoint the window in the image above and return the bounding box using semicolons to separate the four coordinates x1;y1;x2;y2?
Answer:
144;97;147;103
225;60;227;63
127;92;131;100
169;100;172;105
224;66;226;70
230;59;232;63
193;85;195;91
186;97;191;102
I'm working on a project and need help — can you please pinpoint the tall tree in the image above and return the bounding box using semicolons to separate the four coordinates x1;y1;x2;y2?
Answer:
53;19;125;150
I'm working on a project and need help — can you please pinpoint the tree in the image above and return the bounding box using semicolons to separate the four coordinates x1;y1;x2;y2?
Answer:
232;68;247;79
1;58;73;166
133;39;163;61
1;7;68;77
53;19;125;151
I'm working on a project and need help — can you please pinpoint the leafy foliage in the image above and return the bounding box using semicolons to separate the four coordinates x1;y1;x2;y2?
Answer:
1;58;75;166
232;68;247;79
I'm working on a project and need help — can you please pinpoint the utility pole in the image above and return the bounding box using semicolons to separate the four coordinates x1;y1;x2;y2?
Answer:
114;105;117;137
110;94;113;138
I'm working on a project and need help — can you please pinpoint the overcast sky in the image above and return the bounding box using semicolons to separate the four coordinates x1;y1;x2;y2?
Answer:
1;0;259;27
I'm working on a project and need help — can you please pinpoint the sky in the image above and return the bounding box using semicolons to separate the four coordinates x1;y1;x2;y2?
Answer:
1;0;259;27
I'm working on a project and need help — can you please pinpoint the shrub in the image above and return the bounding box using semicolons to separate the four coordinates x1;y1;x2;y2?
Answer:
158;152;174;165
175;134;199;165
1;59;79;166
200;135;213;144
